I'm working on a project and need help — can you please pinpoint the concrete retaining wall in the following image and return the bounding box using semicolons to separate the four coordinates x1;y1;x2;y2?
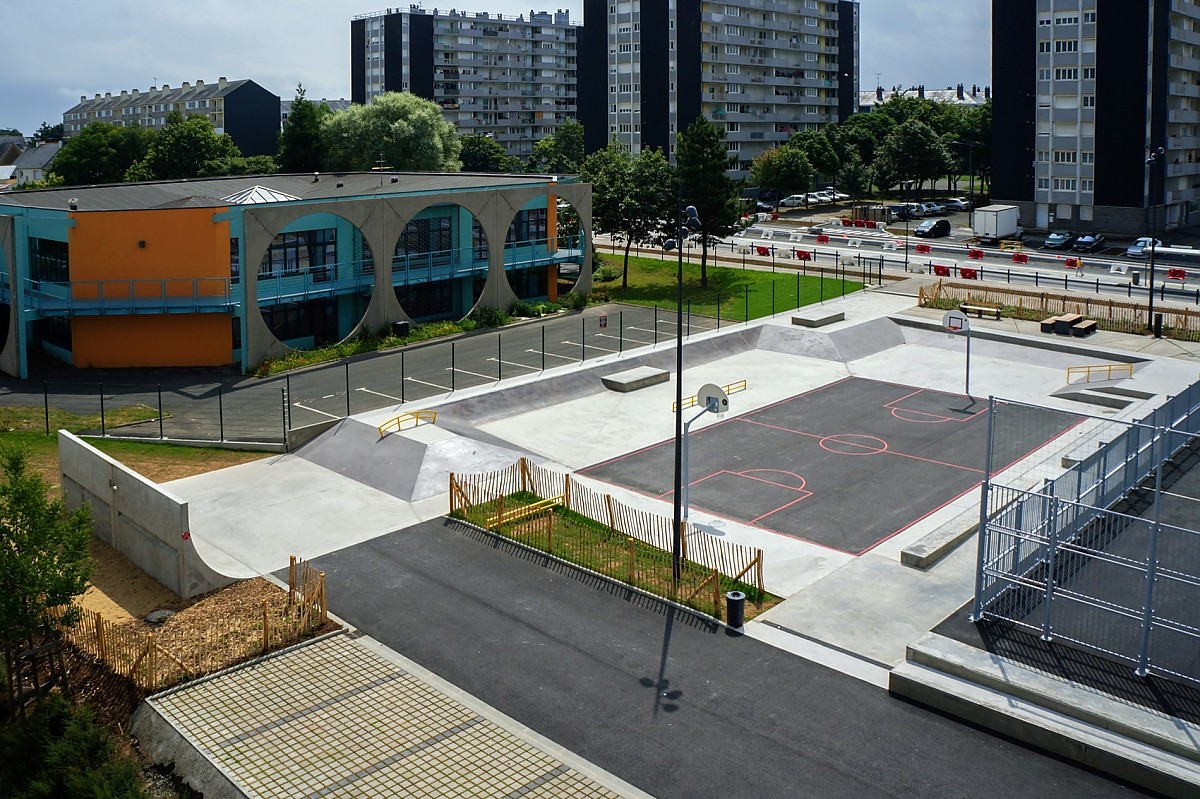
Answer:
59;431;237;599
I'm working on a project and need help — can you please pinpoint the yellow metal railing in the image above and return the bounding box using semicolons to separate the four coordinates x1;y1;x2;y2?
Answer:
999;240;1024;251
377;409;437;437
672;379;749;412
1066;363;1133;384
486;495;565;528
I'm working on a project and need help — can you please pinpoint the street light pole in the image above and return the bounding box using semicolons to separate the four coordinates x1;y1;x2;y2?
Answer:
902;180;914;272
1146;146;1165;336
671;200;701;585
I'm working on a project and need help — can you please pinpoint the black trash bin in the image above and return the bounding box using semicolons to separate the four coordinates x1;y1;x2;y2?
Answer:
393;320;410;338
725;590;746;628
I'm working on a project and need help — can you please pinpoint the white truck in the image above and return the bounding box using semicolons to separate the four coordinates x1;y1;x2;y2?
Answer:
974;204;1024;244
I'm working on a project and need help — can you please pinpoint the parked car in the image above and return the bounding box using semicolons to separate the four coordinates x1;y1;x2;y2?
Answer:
913;219;951;238
1072;233;1106;253
824;187;850;201
1125;237;1163;257
887;204;912;221
1043;230;1077;249
921;202;946;216
809;191;834;204
944;198;972;211
905;203;925;218
780;194;808;207
754;200;775;213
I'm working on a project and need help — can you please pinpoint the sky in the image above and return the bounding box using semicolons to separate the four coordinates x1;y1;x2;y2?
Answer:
1;0;992;137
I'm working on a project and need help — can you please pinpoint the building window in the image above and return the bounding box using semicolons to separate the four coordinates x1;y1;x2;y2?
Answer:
1053;150;1078;163
1081;151;1095;163
396;217;453;264
1037;177;1050;189
506;208;548;243
1038;68;1052;81
1055;40;1078;53
259;229;337;279
1082;95;1096;107
1083;11;1096;23
30;238;69;283
1082;67;1096;79
1054;67;1079;80
1081;178;1094;192
230;238;240;284
1037;150;1050;162
1038;41;1051;53
1052;177;1077;190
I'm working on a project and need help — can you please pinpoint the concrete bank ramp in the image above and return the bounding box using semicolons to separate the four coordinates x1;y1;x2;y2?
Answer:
296;418;532;501
757;317;903;363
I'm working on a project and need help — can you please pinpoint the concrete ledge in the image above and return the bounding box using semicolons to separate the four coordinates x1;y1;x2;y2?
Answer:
890;633;1200;797
600;366;670;393
900;520;978;570
791;309;845;328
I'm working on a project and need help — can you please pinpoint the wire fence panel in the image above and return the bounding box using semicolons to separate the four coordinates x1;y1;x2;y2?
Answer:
975;388;1200;683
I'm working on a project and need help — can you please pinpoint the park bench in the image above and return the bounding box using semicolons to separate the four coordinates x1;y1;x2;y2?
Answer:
1071;319;1098;337
960;303;1002;320
1040;316;1060;333
1054;313;1084;336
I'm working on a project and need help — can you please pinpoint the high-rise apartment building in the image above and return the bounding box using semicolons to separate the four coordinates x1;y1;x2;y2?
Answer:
992;1;1200;234
579;1;859;173
351;8;579;161
62;79;281;157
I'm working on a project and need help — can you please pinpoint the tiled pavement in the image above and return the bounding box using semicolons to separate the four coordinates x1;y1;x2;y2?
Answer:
146;633;646;799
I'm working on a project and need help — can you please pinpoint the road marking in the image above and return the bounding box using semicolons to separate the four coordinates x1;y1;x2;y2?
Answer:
527;348;577;362
405;376;451;391
355;387;402;402
446;366;497;381
486;357;540;372
292;402;341;420
562;339;618;353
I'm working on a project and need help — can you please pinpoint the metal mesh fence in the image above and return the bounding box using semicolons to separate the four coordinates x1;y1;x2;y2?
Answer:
974;387;1200;682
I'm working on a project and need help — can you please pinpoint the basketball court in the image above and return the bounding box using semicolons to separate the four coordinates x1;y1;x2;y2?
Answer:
582;377;1082;554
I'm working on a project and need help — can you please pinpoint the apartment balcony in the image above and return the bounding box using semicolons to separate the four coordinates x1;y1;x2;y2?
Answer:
1170;107;1200;123
1168;134;1199;149
1167;160;1200;177
1170;53;1200;72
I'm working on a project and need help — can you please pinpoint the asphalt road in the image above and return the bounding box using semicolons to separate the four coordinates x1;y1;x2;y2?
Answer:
307;518;1155;799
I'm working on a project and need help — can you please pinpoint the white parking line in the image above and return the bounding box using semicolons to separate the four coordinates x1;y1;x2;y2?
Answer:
291;402;341;420
355;387;402;402
405;376;451;391
446;366;498;381
596;332;651;345
527;348;577;362
562;339;618;354
486;357;540;372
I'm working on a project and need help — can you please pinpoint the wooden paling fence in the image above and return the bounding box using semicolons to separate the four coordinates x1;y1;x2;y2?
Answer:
919;279;1200;341
49;559;328;693
450;458;765;618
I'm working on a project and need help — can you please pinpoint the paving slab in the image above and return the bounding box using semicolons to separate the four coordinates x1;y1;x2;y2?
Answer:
134;632;650;799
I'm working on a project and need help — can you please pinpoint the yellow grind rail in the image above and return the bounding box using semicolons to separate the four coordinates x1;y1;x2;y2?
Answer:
672;379;749;412
378;409;437;437
487;495;565;528
1066;363;1133;384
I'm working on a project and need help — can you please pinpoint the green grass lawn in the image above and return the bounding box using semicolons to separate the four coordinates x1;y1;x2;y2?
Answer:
592;253;863;321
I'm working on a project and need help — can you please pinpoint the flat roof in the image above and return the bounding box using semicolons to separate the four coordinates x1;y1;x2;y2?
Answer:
0;172;561;212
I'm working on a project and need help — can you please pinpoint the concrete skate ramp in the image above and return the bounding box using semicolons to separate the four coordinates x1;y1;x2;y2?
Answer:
756;317;903;363
295;418;533;501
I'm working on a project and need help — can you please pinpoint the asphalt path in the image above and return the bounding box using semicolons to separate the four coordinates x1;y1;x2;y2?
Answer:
306;518;1155;799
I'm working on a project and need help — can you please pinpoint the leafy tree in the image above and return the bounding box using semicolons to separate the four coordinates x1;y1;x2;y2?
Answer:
582;141;675;287
787;130;840;179
33;122;64;142
749;145;814;198
460;134;523;173
126;115;240;181
872;119;952;195
0;448;92;650
676;116;741;288
0;127;23;137
197;155;279;177
278;84;326;173
527;118;585;174
837;151;871;206
874;95;940;128
49;122;153;186
321;92;461;172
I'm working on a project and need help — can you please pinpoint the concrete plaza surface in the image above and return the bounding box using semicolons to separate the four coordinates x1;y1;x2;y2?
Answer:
160;284;1200;795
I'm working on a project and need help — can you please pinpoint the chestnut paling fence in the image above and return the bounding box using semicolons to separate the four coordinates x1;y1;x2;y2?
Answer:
47;558;328;693
449;458;765;620
919;279;1200;341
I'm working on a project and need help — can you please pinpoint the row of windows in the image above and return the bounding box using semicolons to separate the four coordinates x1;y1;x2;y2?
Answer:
1039;67;1096;81
1036;177;1094;191
1038;150;1095;164
1038;12;1096;26
258;229;337;279
1038;40;1080;53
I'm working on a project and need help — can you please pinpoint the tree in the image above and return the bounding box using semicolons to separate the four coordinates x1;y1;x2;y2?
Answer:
197;155;279;178
126;115;240;181
460;134;523;173
278;85;326;173
676;116;741;288
33;122;64;143
49;122;153;186
527;118;584;174
0;448;92;650
872;119;952;194
837;151;871;207
321;92;461;172
750;145;814;198
787;130;840;179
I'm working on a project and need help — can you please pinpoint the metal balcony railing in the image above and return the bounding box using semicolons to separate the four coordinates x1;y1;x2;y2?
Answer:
23;278;233;317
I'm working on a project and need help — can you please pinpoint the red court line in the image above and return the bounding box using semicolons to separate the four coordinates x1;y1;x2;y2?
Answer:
884;387;987;424
748;493;814;526
739;468;807;490
738;418;983;473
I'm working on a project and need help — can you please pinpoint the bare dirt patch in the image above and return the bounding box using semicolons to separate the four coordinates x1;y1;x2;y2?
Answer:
79;538;186;624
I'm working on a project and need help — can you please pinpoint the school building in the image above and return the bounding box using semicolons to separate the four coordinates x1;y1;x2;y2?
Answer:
0;172;591;378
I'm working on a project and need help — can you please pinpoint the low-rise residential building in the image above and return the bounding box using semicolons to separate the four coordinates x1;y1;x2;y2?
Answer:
63;78;281;157
12;141;61;186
